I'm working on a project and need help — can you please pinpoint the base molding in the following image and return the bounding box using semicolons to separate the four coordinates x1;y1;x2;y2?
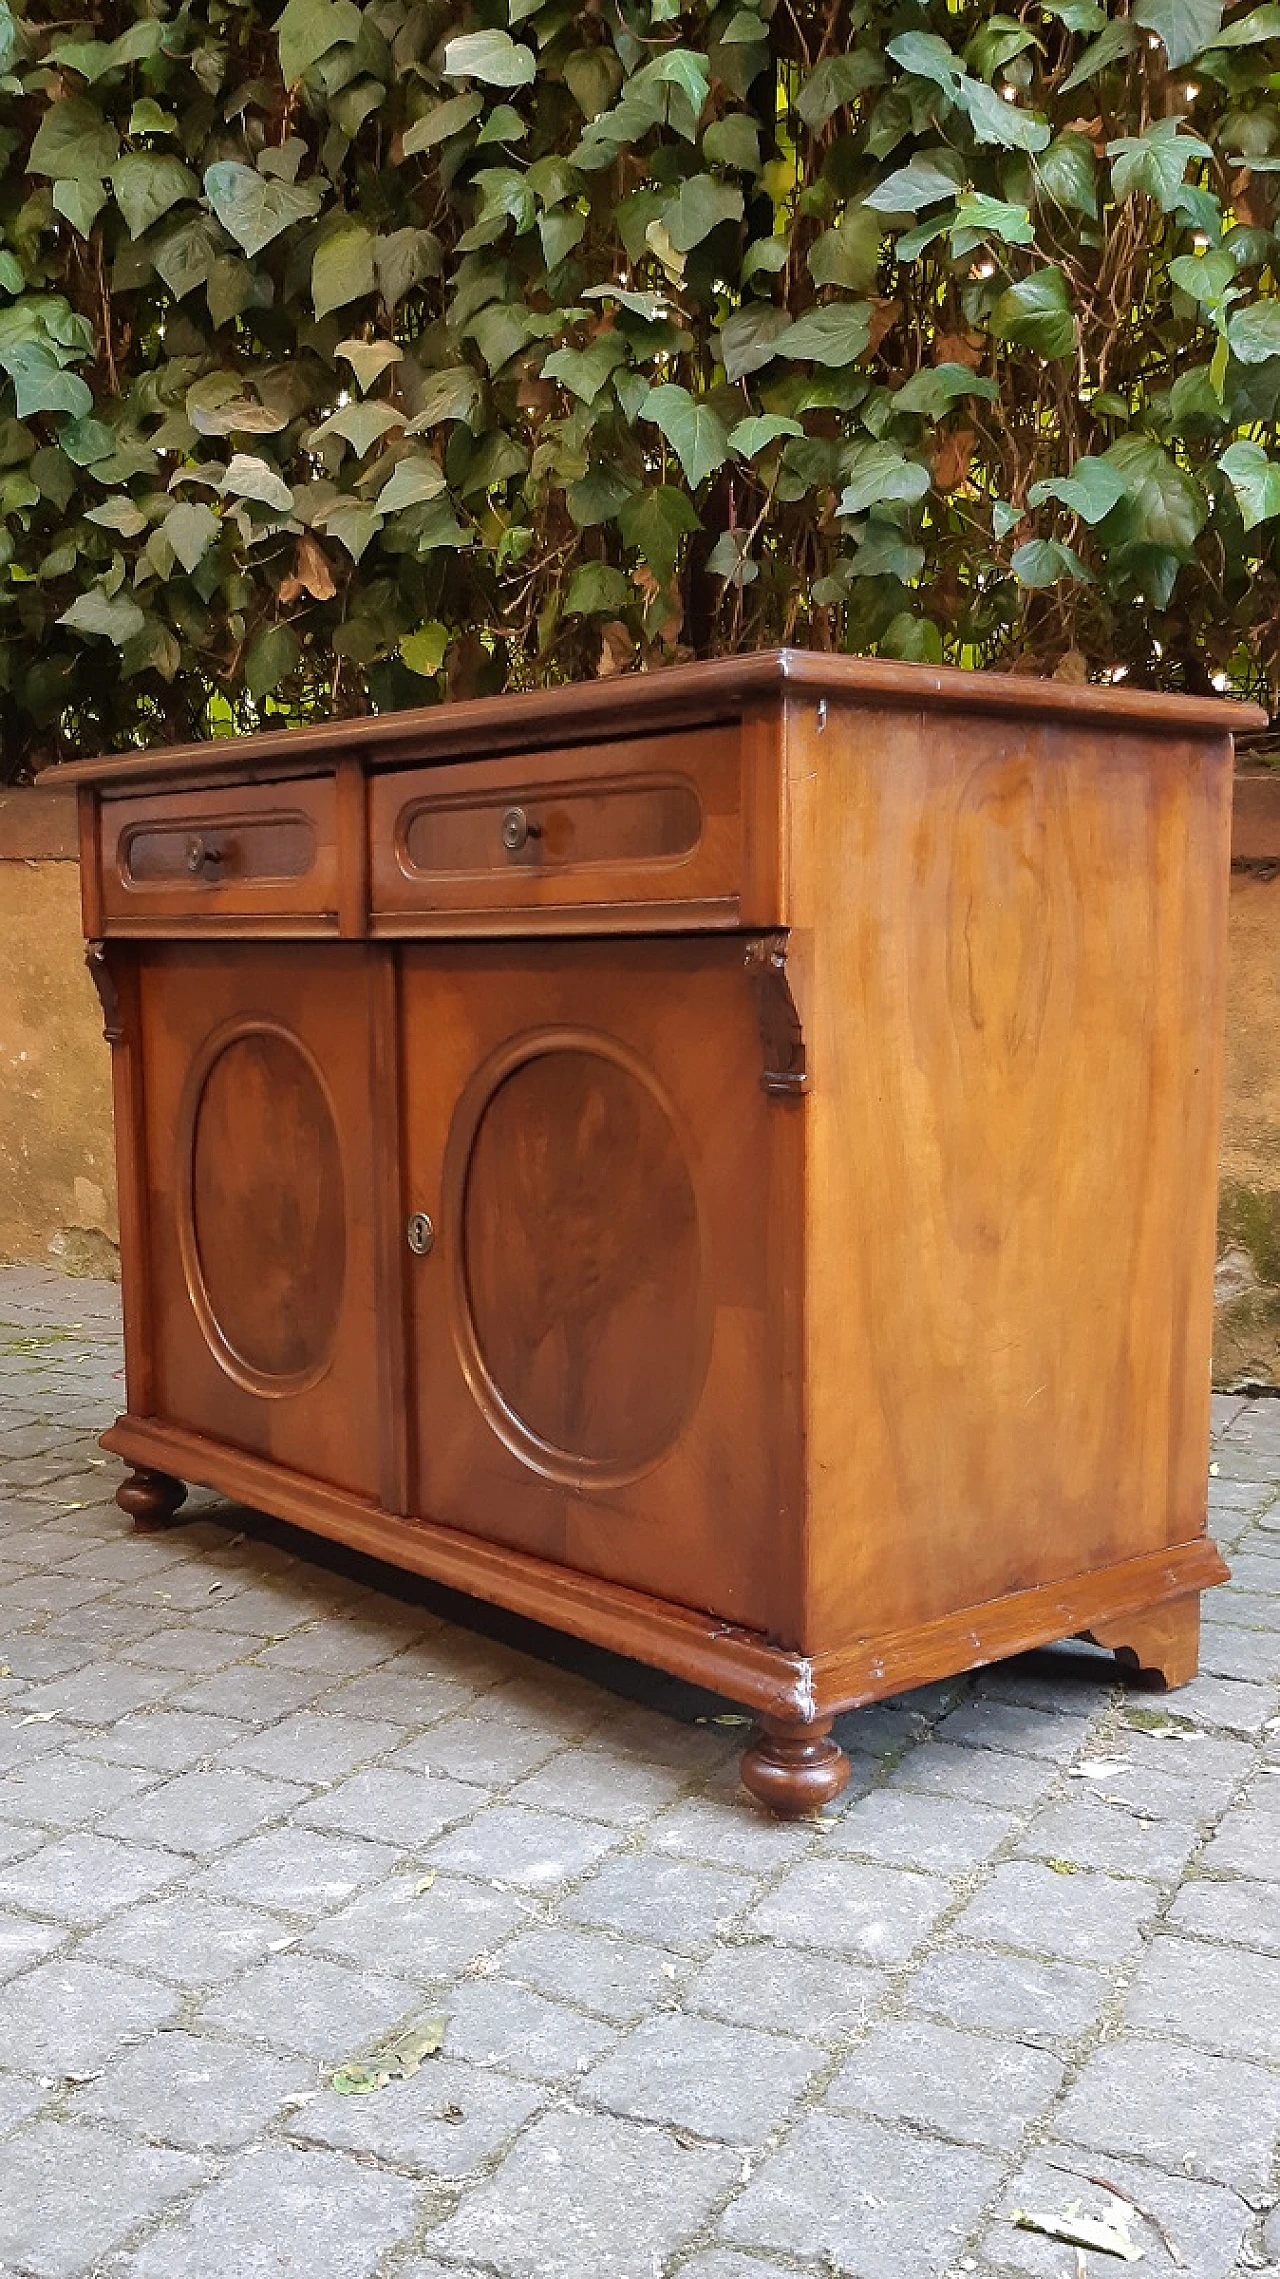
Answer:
101;1411;1228;1720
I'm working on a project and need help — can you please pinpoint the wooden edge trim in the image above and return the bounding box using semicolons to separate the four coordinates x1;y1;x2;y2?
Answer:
806;1538;1231;1716
55;651;1265;789
336;754;369;938
98;1414;816;1716
76;787;103;938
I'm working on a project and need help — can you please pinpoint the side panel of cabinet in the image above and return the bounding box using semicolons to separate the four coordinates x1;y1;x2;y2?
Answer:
133;942;383;1496
400;938;805;1641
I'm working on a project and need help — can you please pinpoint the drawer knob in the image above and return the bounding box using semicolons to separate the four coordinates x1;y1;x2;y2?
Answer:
500;805;541;854
406;1211;435;1258
185;834;224;875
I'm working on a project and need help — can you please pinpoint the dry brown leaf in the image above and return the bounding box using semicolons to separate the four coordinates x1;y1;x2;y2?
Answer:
931;427;975;493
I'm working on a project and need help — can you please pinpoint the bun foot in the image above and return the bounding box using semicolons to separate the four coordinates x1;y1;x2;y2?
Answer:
1084;1595;1201;1689
116;1467;187;1533
741;1715;851;1819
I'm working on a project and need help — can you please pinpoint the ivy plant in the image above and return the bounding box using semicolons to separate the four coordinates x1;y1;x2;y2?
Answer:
2;0;1279;771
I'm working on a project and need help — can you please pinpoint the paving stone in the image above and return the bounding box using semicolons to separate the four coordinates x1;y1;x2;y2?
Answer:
176;1665;334;1721
746;1856;951;1963
0;2071;50;2134
582;2010;819;2142
304;1866;523;1980
444;1977;619;2081
201;1948;420;2058
11;1659;179;1723
1148;1672;1280;1735
827;2015;1063;2149
888;1740;1060;1811
564;1853;758;1952
0;2119;206;2279
288;2051;543;2173
427;2106;738;2279
1054;2034;1280;2191
253;1623;419;1677
1199;1622;1280;1682
0;1953;180;2071
982;2145;1251;2277
687;1939;885;2044
215;1707;406;1784
296;1763;489;1849
719;2109;1003;2276
0;1635;92;1686
1125;1934;1280;2060
672;2260;803;2279
0;1828;181;1922
0;1747;158;1828
122;2143;421;2279
0;1572;110;1617
508;1747;691;1827
0;1908;68;1979
825;1785;1019;1873
1087;1728;1256;1820
586;1703;738;1777
935;1697;1097;1761
82;1892;288;1983
393;1706;572;1787
322;1667;482;1725
972;1651;1114;1718
192;1825;399;1912
502;1925;679;2025
650;1790;821;1869
99;1765;310;1854
835;1702;934;1760
74;2028;313;2150
85;1707;256;1769
905;1945;1110;2048
1204;1588;1280;1629
1199;1802;1280;1878
429;1801;624;1891
1014;1794;1200;1880
951;1859;1156;1962
120;1627;261;1674
1167;1874;1280;1952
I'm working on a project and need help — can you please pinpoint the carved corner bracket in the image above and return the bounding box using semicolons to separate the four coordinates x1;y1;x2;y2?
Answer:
744;933;807;1097
85;941;124;1045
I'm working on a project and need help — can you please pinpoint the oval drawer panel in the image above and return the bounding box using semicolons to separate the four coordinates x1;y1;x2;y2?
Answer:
100;775;339;929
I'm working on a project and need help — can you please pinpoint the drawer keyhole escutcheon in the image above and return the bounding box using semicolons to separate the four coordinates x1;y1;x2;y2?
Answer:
185;834;224;875
500;805;541;854
406;1211;435;1258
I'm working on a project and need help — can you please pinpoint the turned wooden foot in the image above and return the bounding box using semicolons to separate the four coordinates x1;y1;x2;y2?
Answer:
1085;1596;1201;1690
116;1467;187;1533
740;1715;851;1818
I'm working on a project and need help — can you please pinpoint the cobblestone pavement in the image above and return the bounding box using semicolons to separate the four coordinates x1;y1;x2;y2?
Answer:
1;1264;1279;2279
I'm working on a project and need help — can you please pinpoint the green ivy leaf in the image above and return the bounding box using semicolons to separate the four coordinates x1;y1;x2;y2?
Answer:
276;0;362;86
949;192;1035;246
203;161;324;256
245;621;300;698
1107;119;1213;211
1011;536;1092;585
162;499;219;572
376;455;447;513
665;175;743;252
57;587;146;643
808;209;881;291
401;621;448;676
1227;300;1280;363
1036;134;1099;219
111;155;199;240
1028;456;1127;521
565;560;631;613
991;268;1076;358
1103;436;1207;548
618;483;701;580
729;413;805;455
837;440;932;515
542;335;627;403
795;52;884;131
1132;0;1223;68
402;94;484;155
960;80;1050;153
863;151;964;214
884;30;965;96
703;114;760;171
1061;20;1139;90
775;301;873;366
641;382;730;485
29;98;119;182
313;222;377;319
218;453;294;512
442;31;536;88
719;304;790;381
312;400;403;457
891;363;999;414
1218;438;1280;527
51;178;108;239
1206;2;1280;42
0;344;93;419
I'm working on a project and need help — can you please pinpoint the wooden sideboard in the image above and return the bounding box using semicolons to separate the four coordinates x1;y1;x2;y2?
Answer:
64;653;1263;1815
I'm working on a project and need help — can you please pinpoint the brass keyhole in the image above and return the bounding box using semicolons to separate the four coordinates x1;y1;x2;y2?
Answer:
406;1211;435;1258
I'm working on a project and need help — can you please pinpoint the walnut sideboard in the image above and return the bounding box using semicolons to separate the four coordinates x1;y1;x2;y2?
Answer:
64;652;1263;1816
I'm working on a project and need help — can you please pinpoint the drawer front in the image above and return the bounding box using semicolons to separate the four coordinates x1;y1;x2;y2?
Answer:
100;777;339;929
370;727;758;929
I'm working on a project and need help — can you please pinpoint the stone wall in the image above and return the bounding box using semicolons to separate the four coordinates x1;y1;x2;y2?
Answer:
1;766;1277;1385
0;783;118;1277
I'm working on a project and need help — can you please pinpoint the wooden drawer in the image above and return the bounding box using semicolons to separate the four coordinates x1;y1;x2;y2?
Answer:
370;726;772;930
100;777;339;931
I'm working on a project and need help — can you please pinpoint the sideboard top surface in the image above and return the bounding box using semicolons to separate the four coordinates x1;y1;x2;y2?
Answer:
59;648;1265;792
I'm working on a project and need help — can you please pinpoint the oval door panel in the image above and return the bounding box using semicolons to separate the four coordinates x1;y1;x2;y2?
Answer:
454;1042;708;1485
182;1025;346;1395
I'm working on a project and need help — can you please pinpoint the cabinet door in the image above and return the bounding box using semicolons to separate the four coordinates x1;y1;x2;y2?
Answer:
136;943;382;1495
402;938;801;1637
